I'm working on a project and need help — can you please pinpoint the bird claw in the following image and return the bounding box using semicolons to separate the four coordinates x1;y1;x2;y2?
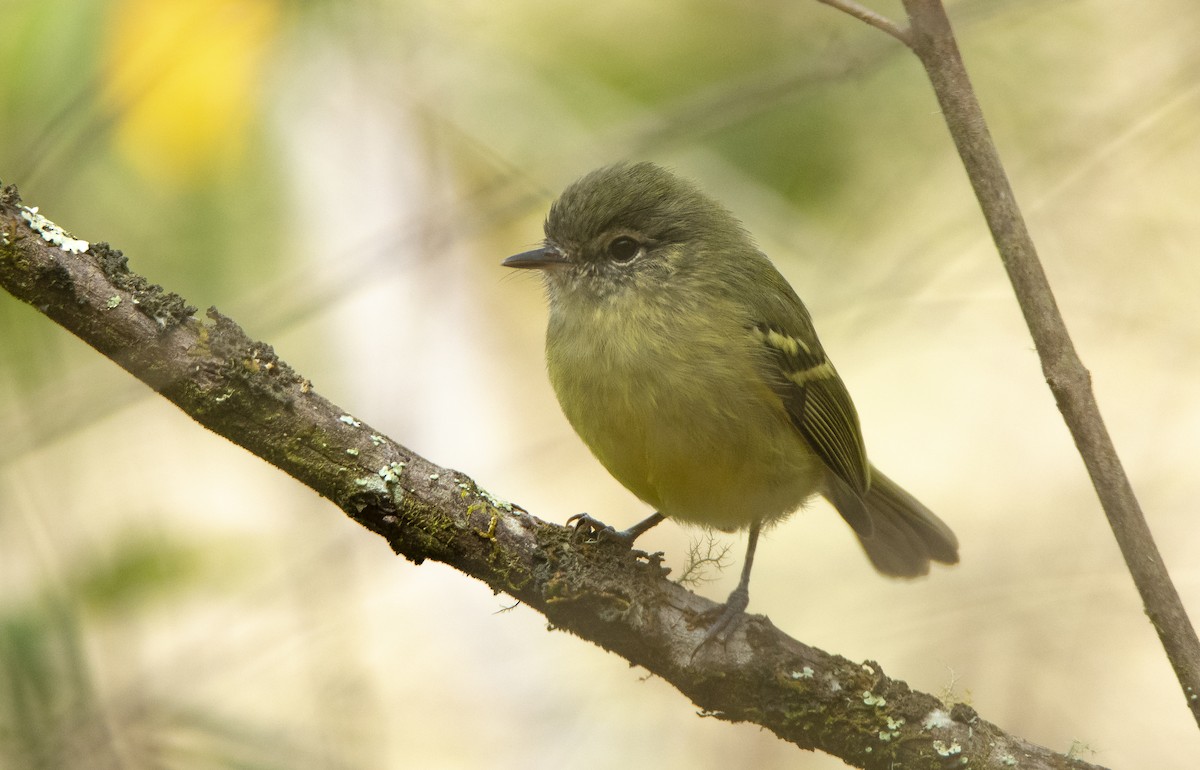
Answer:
567;515;670;576
691;586;751;658
567;512;616;541
566;513;639;548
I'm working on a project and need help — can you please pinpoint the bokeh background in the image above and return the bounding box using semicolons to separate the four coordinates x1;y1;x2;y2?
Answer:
2;0;1199;767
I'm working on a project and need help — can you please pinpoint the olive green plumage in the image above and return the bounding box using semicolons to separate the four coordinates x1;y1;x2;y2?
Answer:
505;162;957;615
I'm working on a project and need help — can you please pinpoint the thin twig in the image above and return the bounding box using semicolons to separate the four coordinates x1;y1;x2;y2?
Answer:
816;0;913;47
890;0;1200;728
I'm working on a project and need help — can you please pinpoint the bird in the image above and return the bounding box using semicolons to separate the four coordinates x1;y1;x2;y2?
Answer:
503;162;958;640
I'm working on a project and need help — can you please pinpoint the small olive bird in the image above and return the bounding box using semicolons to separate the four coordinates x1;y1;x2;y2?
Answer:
504;162;958;638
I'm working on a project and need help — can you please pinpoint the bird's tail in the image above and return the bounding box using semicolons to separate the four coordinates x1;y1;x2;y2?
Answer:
825;466;959;578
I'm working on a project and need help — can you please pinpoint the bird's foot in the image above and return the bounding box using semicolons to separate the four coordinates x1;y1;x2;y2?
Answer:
568;512;633;546
691;585;750;658
567;513;670;576
567;512;662;548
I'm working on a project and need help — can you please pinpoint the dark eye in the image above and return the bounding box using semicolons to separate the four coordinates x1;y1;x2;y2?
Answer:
606;236;642;263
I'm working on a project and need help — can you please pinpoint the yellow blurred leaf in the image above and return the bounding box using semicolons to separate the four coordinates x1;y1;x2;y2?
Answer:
103;0;281;185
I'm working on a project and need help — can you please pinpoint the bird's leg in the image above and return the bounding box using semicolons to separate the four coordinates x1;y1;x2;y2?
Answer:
567;511;665;548
695;519;762;652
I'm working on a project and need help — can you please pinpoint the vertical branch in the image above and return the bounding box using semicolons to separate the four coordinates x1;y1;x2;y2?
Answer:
889;0;1200;725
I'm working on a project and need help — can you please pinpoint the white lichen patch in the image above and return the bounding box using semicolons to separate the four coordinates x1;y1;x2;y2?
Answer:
338;414;362;427
790;667;815;680
933;740;962;757
878;716;904;742
106;295;122;309
355;474;386;491
354;473;404;507
922;709;954;731
470;485;513;512
20;206;89;253
862;691;886;708
377;461;405;484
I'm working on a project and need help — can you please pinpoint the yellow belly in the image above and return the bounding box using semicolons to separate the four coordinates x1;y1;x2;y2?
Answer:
546;302;823;531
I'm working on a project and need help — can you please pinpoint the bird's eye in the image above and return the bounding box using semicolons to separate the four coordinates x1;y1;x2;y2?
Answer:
606;235;642;263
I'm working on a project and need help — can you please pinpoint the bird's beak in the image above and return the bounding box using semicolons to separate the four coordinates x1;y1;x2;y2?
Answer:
502;245;567;270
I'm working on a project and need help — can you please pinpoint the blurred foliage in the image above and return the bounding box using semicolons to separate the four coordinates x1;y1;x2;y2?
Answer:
70;531;210;613
0;536;311;770
102;0;281;184
0;603;98;770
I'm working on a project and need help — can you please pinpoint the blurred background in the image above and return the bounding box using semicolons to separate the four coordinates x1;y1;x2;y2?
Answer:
2;0;1198;767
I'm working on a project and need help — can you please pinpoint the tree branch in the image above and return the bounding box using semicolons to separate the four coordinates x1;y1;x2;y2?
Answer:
816;0;913;47
820;0;1200;727
0;188;1107;769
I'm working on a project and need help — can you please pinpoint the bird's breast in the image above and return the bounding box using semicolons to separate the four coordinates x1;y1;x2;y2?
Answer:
545;295;823;530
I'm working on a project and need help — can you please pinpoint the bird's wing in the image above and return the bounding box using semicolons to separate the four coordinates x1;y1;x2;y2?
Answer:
749;310;871;501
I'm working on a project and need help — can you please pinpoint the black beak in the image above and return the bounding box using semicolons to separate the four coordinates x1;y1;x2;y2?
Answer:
502;246;567;269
